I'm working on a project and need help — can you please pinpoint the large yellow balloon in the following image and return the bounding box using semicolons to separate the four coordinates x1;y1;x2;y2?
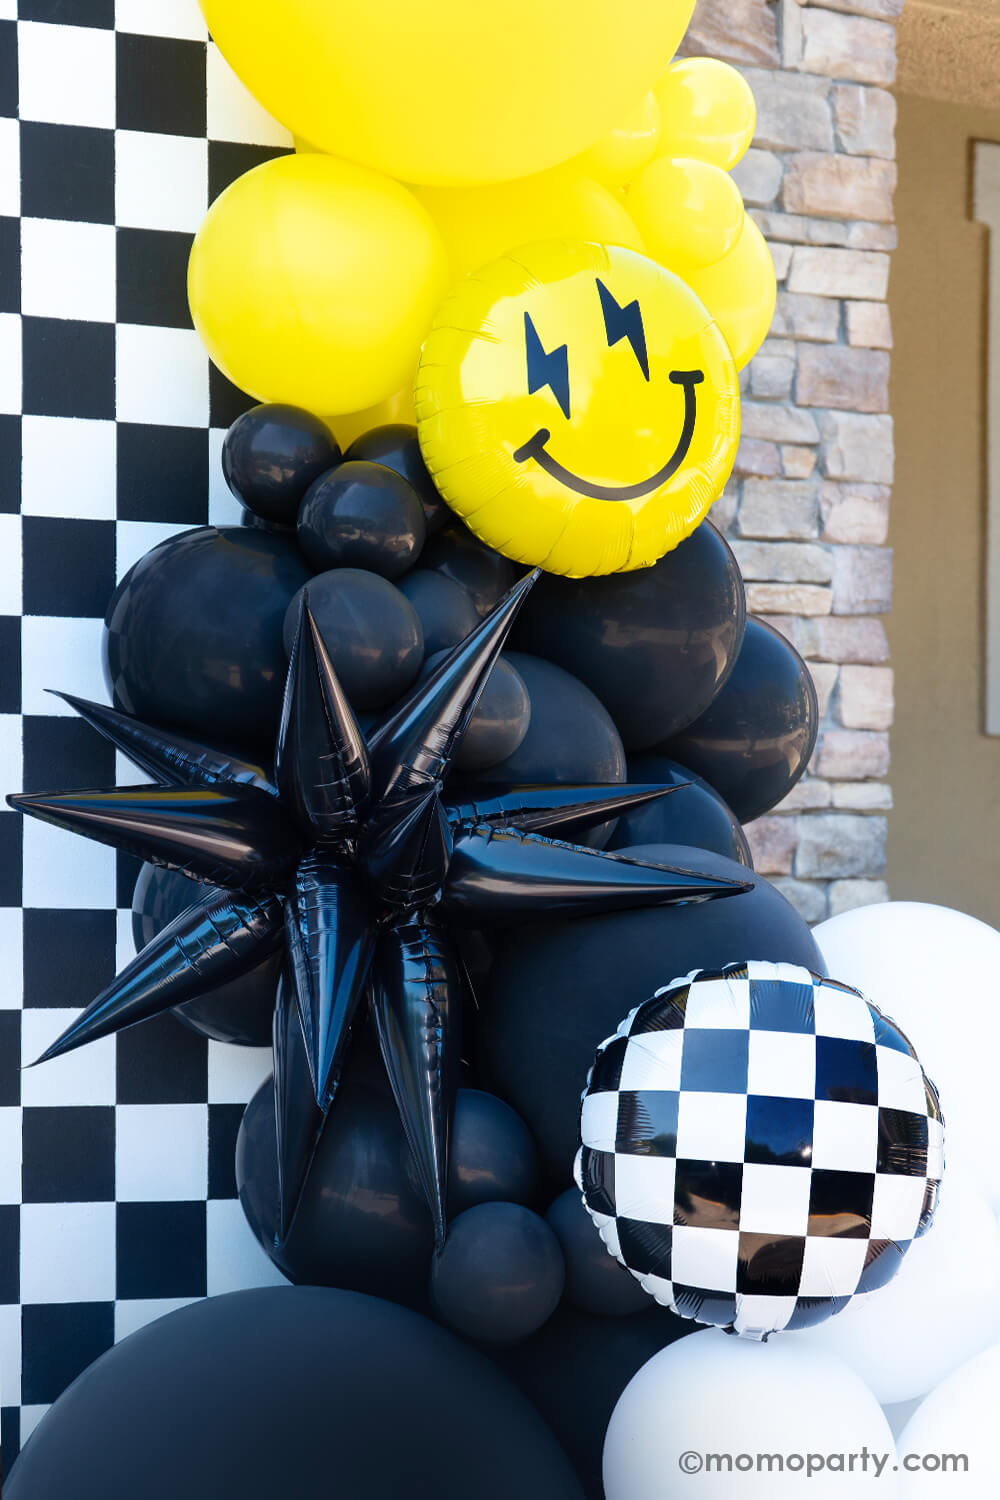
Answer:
626;157;744;274
573;92;661;189
684;217;776;371
416;242;740;577
414;168;645;284
655;57;757;171
198;0;696;186
187;154;447;414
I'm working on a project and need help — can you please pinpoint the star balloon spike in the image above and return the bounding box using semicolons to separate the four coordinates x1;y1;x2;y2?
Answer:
9;572;750;1245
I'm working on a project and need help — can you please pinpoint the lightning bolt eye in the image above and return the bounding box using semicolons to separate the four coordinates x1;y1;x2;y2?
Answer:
524;311;570;419
596;279;649;381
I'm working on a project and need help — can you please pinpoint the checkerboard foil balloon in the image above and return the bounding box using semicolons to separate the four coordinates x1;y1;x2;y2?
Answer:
577;960;944;1340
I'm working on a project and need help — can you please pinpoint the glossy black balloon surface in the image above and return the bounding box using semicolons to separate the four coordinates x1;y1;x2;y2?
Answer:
346;422;450;535
399;569;479;655
104;526;311;753
447;1090;539;1216
658;617;819;824
545;1189;649;1317
422;650;530;772
430;1202;565;1345
421;521;518;618
282;569;424;711
296;460;427;578
222;404;340;524
6;1287;586;1500
513;520;746;750
607;754;752;867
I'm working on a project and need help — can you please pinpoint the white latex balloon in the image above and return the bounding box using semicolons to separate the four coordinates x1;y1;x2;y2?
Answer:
815;902;1000;1204
897;1342;999;1495
604;1329;899;1498
785;1168;1000;1404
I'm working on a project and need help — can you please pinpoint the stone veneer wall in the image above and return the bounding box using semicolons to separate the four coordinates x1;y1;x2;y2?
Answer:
679;0;899;922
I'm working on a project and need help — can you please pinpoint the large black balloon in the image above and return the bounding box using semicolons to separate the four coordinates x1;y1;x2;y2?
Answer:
346;422;451;536
104;526;311;753
282;568;424;710
6;1286;585;1500
448;1089;539;1215
399;569;479;655
491;1304;688;1500
477;843;825;1180
430;1202;565;1345
512;520;746;750
608;754;752;867
222;404;340;525
658;616;819;823
421;520;518;618
546;1189;649;1317
422;650;530;772
296;460;426;579
132;863;277;1046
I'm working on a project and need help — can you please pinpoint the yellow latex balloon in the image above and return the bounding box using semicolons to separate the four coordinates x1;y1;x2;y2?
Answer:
416;242;739;577
574;92;661;188
187;154;448;414
626;156;744;274
413;168;645;284
655;57;757;171
327;382;418;451
198;0;696;186
685;217;776;371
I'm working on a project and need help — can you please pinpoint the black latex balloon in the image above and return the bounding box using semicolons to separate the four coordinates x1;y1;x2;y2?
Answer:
448;1089;539;1216
477;843;825;1180
657;616;819;824
545;1189;650;1317
6;1287;585;1500
104;526;311;753
420;520;518;618
297;460;427;579
282;569;424;711
345;422;451;536
512;520;746;750
132;862;278;1046
422;650;530;772
607;754;752;867
430;1202;565;1345
222;404;341;525
490;1304;689;1500
399;569;479;655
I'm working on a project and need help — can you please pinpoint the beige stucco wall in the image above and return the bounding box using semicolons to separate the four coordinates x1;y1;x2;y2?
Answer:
887;91;1000;924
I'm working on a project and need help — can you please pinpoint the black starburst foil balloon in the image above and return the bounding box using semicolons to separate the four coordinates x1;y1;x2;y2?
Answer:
8;572;750;1245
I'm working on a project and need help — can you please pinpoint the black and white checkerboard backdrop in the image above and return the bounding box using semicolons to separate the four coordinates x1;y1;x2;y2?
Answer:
0;2;304;1468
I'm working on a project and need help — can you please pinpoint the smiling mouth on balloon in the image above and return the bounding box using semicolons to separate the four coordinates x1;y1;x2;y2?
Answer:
512;369;705;501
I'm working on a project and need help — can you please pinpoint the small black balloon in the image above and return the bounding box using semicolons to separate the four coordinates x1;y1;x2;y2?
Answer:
399;569;479;655
282;569;423;711
420;521;518;618
297;460;426;579
607;754;752;867
658;616;819;824
546;1189;650;1317
132;863;277;1046
512;520;746;750
346;423;450;536
222;404;340;525
478;843;825;1180
448;1089;539;1216
104;526;311;754
6;1287;585;1500
430;1202;565;1345
422;650;530;772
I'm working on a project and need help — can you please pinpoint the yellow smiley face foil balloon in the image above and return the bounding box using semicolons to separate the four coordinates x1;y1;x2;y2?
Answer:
415;242;740;577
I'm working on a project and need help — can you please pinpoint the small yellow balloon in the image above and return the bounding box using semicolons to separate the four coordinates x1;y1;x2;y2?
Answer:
626;156;744;274
655;57;756;171
684;216;776;371
326;382;418;451
413;168;645;284
574;92;661;188
187;153;448;415
416;241;740;577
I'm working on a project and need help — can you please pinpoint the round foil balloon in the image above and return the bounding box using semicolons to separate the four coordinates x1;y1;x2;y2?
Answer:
578;960;943;1338
415;241;740;577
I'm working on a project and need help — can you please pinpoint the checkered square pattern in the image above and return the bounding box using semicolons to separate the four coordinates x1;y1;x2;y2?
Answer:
0;8;294;1468
578;961;944;1341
